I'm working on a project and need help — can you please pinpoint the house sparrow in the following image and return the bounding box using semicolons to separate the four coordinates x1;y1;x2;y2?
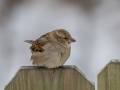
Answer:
25;29;76;68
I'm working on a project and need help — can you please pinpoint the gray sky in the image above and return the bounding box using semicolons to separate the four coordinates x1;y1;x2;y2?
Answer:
0;0;120;90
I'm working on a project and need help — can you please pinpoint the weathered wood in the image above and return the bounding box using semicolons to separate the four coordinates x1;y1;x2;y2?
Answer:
98;59;120;90
5;65;94;90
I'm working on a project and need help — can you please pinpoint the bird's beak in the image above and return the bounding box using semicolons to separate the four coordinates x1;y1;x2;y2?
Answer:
71;38;76;42
68;38;76;43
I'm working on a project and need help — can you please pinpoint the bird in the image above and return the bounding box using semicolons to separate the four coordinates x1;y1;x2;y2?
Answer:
24;29;76;68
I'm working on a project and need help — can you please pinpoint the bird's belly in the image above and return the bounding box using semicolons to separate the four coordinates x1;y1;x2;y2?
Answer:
31;51;63;68
31;44;70;68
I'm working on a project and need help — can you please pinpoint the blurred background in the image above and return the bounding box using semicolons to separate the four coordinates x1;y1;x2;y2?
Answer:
0;0;120;90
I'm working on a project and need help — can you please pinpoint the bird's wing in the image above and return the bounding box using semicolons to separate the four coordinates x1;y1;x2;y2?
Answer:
24;32;50;52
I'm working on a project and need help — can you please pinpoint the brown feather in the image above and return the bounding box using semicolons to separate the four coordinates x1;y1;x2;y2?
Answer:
24;29;76;68
24;40;44;52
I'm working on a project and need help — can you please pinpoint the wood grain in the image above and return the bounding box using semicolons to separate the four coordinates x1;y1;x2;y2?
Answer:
98;60;120;90
5;65;94;90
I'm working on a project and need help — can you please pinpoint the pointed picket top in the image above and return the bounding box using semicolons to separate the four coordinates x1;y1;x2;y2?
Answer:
98;59;120;90
98;59;120;75
5;65;95;90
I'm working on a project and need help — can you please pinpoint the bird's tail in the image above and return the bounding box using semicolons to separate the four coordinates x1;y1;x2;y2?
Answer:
24;40;35;44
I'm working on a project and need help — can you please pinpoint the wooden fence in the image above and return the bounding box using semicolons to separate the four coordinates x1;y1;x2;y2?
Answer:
98;59;120;90
4;59;120;90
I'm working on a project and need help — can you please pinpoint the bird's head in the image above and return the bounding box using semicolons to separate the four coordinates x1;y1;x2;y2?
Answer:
50;29;76;47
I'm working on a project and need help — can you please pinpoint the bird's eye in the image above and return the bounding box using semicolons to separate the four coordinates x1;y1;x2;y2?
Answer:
64;37;67;39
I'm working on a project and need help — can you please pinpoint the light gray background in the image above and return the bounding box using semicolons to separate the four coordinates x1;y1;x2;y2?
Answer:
0;0;120;90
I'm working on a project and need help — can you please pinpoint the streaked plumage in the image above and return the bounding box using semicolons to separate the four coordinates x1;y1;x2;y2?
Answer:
25;29;76;68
